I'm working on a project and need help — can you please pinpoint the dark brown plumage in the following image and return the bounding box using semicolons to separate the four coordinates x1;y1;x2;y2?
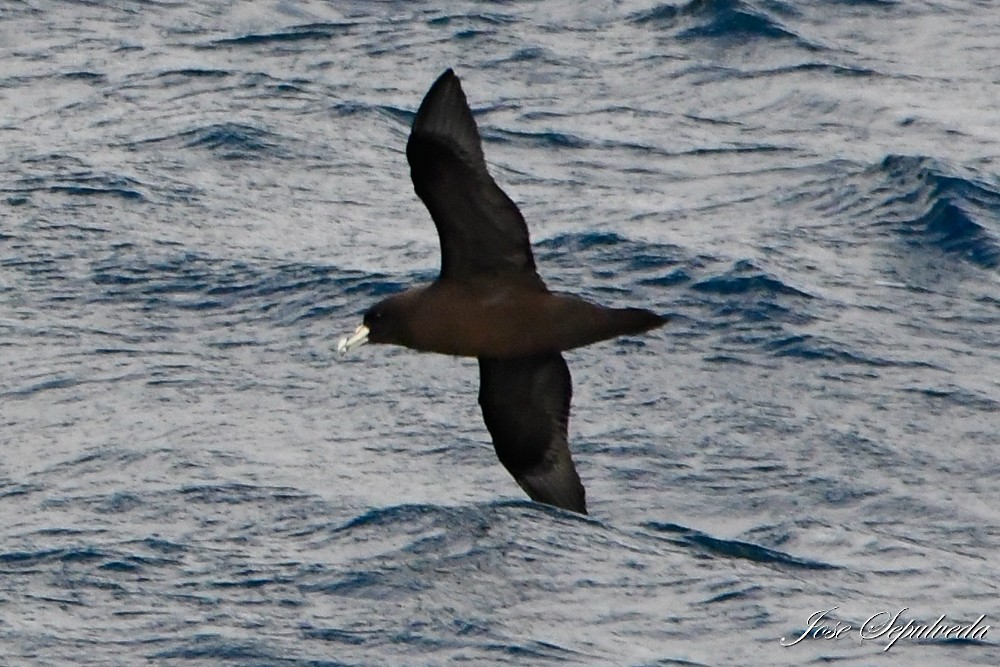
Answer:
339;69;667;514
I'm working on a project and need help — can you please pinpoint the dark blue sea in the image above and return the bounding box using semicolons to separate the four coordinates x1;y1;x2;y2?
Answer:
2;1;999;665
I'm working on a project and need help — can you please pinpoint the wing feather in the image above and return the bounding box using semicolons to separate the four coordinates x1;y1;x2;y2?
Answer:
407;69;542;284
477;352;586;514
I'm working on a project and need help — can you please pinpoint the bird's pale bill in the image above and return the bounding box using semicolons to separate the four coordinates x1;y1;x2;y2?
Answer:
336;324;369;354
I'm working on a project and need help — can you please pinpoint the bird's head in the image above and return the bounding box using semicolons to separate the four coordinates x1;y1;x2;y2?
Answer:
336;292;414;353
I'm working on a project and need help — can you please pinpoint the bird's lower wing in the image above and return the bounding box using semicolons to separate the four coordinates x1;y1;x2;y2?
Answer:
477;352;586;514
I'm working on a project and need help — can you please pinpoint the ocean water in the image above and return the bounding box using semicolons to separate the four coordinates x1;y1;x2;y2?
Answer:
2;1;999;665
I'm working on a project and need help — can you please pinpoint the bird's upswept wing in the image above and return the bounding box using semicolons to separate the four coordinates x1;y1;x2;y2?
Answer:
407;69;543;285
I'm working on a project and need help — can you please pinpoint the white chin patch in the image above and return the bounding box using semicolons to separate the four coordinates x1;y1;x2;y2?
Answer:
336;324;370;354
